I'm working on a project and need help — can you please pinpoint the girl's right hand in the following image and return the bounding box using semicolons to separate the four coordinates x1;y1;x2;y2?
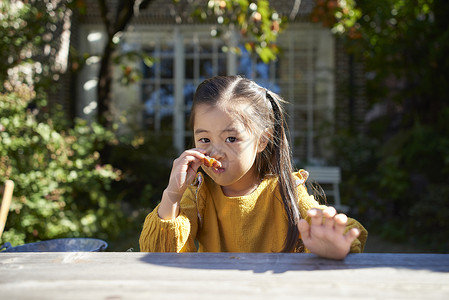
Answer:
166;148;207;199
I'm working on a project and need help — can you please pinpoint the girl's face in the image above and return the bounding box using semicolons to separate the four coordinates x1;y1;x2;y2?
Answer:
193;104;266;197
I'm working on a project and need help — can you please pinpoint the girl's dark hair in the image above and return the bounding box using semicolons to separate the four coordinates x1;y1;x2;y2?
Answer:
191;75;301;252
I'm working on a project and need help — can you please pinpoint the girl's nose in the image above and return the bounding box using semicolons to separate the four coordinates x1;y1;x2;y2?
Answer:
209;145;225;160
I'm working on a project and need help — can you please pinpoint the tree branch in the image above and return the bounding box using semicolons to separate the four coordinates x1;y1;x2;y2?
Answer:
289;0;302;21
113;0;135;35
98;0;112;37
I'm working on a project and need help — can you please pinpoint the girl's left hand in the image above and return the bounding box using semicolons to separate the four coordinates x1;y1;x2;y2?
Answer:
297;207;360;260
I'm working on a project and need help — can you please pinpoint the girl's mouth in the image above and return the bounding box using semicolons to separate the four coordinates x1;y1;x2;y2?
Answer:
212;167;225;174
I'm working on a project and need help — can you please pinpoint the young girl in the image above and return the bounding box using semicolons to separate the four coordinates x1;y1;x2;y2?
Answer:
139;76;367;259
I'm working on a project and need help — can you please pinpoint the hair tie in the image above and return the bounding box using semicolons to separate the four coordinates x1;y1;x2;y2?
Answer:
266;90;281;127
265;90;274;108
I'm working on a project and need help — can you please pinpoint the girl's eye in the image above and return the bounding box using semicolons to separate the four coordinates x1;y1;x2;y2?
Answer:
199;138;210;143
225;137;237;143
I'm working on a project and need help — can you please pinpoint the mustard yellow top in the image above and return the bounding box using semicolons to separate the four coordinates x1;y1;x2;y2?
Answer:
139;170;367;253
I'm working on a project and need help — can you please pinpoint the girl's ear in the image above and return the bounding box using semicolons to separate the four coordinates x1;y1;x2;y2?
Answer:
257;128;272;153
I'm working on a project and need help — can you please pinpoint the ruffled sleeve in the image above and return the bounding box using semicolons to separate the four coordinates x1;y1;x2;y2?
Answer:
139;185;200;252
294;170;327;217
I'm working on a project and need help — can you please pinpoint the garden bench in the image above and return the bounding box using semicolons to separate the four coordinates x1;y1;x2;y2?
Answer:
305;166;349;212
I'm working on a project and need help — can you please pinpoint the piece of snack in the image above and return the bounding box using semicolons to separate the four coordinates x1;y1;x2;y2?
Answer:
203;156;222;168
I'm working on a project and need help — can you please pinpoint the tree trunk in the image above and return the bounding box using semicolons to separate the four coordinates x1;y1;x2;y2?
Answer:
97;40;115;127
95;0;155;127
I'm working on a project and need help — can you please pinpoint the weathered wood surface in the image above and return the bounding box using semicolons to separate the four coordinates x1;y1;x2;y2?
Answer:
1;252;448;299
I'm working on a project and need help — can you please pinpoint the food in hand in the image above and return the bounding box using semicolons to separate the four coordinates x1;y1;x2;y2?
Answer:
203;156;222;168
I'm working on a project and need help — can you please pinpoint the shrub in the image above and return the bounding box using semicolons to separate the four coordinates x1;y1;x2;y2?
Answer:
104;132;175;251
0;84;124;247
332;113;449;252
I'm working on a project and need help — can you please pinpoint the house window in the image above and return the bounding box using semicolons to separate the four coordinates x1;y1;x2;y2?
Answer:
141;30;228;143
141;38;175;134
236;45;280;94
183;32;228;139
277;25;335;165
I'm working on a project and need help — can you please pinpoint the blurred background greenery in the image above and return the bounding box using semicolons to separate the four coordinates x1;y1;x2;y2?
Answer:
1;0;448;253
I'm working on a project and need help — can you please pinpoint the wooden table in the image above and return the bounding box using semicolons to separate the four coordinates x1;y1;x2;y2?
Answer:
1;252;448;299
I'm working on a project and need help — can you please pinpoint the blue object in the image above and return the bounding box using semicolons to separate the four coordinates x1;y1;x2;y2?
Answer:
0;238;108;252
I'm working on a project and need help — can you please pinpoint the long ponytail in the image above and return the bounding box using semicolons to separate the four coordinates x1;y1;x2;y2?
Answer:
265;91;301;252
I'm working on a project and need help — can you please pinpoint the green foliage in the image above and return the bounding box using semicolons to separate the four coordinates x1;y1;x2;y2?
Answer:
409;184;449;251
0;0;175;251
192;0;286;63
0;0;79;93
104;132;175;251
108;133;173;210
333;118;449;252
0;85;124;247
114;51;155;86
326;0;449;252
0;0;132;248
